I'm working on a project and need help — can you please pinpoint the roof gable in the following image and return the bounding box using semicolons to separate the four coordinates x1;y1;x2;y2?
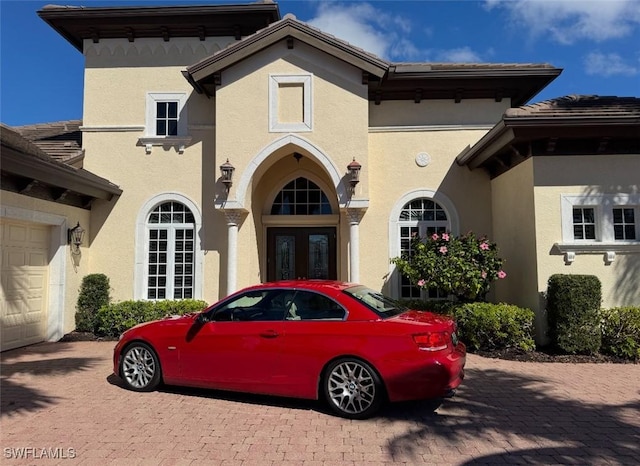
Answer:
185;15;389;96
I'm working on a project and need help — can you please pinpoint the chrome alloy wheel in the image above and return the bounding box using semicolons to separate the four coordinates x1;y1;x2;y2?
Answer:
327;360;376;416
122;345;157;389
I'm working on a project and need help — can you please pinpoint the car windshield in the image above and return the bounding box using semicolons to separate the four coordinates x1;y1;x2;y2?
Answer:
343;286;407;318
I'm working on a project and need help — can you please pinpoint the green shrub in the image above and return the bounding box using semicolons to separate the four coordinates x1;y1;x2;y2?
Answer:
95;299;208;338
546;274;602;354
600;306;640;360
452;302;536;352
76;274;111;333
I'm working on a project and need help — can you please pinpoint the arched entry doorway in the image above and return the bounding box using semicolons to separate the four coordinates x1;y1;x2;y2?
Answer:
266;177;337;280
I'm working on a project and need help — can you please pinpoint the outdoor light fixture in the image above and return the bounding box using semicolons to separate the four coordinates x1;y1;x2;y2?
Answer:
220;158;235;192
347;157;362;195
68;222;85;255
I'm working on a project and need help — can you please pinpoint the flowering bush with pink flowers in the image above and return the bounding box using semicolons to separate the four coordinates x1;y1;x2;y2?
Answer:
391;232;506;301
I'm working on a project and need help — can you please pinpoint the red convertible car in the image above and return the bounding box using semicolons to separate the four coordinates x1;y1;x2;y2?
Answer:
114;281;466;419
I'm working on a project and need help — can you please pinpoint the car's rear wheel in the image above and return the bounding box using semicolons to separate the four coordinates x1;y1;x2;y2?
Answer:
323;358;383;419
120;342;161;392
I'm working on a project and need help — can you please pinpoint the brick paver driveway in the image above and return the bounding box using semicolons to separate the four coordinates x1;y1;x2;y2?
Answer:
1;341;639;465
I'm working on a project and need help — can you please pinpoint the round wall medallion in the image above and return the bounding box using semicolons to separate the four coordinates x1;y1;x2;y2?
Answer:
415;152;431;167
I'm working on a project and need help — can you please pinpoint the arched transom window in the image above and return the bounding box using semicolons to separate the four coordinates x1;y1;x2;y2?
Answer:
271;177;332;215
398;198;449;299
147;201;195;300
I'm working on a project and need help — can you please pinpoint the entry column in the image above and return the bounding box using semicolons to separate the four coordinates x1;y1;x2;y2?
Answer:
222;209;245;295
345;208;366;283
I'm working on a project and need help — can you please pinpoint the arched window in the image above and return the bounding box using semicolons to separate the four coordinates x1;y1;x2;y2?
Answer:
271;177;332;215
398;198;449;299
146;201;195;299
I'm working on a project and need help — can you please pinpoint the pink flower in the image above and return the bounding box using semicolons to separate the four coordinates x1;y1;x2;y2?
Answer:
431;233;439;240
439;246;448;254
442;233;450;241
417;279;426;287
481;271;487;279
480;242;490;251
498;270;507;279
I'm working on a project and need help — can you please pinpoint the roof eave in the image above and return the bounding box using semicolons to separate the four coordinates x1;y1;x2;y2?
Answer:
2;146;122;200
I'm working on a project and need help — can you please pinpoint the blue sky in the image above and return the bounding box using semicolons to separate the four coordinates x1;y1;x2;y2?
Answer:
1;0;639;126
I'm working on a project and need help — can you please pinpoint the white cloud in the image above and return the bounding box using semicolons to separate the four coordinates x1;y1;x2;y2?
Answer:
485;0;640;44
584;52;639;76
436;47;484;63
306;1;428;60
305;2;483;63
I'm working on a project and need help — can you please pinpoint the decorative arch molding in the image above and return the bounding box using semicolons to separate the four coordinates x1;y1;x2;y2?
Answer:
221;133;357;210
387;189;460;296
134;192;204;300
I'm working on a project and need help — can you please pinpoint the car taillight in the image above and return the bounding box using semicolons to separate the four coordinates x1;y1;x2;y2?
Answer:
413;332;449;351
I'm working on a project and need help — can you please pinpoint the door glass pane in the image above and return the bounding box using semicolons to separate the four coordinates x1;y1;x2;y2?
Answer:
276;236;295;280
308;234;329;279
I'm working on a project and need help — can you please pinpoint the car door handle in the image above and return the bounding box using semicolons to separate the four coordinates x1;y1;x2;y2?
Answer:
260;329;279;338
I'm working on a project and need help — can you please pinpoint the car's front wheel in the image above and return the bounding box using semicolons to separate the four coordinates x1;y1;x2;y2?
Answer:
323;358;384;419
120;342;162;392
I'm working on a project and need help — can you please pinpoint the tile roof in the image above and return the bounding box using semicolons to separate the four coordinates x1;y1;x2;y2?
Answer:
1;123;121;201
13;120;84;165
506;95;640;118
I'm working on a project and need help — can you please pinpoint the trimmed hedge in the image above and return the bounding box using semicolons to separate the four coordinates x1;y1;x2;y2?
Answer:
95;299;208;338
400;299;535;352
547;274;602;355
76;274;111;333
453;302;536;352
600;306;640;361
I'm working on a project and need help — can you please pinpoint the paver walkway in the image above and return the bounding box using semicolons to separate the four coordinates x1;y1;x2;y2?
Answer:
1;341;639;465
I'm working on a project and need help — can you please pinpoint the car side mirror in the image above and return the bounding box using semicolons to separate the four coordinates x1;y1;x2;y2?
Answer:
195;312;209;325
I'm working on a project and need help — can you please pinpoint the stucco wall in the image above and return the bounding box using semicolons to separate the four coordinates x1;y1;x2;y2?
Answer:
81;37;223;303
1;190;90;336
369;99;510;127
367;127;494;292
533;154;640;310
489;159;545;338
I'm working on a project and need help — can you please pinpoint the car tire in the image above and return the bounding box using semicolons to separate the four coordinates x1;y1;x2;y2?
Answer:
119;342;162;392
323;358;384;419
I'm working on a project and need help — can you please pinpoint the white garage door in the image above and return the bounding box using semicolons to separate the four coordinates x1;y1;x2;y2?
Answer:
1;219;50;352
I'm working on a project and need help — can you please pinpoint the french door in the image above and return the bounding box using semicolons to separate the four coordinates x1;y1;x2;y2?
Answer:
267;227;336;281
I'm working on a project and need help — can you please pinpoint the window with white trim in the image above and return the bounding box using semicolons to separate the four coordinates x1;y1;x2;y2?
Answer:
155;101;178;136
145;93;187;137
613;207;636;240
572;207;596;240
561;194;640;244
146;201;195;300
398;198;448;299
140;92;191;153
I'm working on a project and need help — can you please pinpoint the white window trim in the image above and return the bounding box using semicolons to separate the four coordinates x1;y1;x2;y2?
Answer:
269;74;313;132
139;92;191;153
388;189;460;298
557;194;640;264
134;193;203;300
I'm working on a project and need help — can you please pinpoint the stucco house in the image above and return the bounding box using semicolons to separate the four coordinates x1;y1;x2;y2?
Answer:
1;2;638;351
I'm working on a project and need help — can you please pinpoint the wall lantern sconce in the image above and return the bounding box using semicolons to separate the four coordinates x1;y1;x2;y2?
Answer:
68;222;85;255
347;157;362;195
220;158;235;192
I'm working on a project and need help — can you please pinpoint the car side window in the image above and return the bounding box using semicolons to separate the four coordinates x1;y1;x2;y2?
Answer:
288;291;346;321
211;290;292;322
